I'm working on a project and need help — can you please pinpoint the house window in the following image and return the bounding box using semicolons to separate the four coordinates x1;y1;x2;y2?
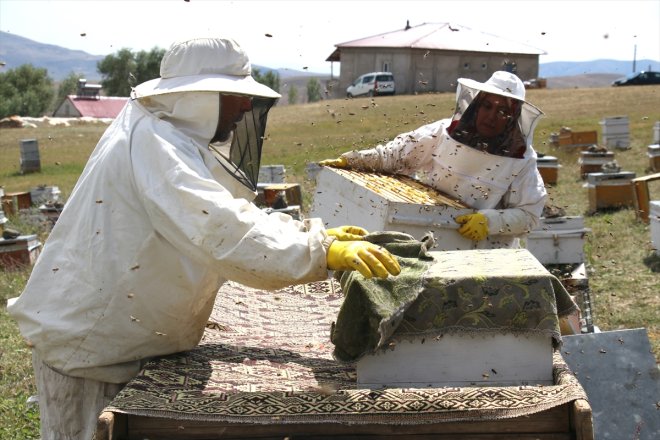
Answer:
502;60;517;73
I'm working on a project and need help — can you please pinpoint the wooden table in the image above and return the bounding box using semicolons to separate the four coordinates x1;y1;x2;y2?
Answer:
98;399;593;439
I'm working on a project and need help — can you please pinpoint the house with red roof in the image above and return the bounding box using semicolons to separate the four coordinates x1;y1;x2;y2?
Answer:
53;79;128;119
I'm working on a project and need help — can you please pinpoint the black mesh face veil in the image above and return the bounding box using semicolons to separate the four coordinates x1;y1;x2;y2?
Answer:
209;96;277;191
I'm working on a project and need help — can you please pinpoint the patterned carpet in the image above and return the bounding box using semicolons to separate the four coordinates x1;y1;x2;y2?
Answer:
105;279;587;425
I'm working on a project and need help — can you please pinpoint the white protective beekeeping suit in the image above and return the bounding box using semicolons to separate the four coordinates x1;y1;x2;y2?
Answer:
8;37;332;386
339;71;547;249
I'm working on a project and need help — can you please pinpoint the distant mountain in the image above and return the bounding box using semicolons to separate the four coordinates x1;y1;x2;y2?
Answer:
0;31;321;82
0;31;105;81
540;59;660;78
1;31;658;84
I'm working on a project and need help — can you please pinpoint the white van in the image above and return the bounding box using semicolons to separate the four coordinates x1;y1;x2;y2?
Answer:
346;72;395;98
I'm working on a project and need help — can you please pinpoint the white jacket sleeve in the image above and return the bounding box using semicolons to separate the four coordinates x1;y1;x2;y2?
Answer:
130;120;329;290
341;120;444;174
480;160;547;237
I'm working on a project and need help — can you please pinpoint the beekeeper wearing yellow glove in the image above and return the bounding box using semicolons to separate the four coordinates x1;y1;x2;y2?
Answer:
319;71;547;249
8;37;399;440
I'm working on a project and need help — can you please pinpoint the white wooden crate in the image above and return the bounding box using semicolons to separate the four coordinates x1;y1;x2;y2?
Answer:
311;167;475;249
357;333;553;388
600;116;630;149
648;144;660;171
651;201;660;254
525;216;591;264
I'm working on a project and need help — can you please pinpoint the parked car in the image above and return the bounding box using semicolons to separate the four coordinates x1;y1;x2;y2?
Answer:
612;71;660;86
346;72;395;97
523;78;547;89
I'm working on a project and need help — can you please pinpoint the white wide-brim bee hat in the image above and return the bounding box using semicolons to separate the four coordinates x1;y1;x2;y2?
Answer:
133;37;280;99
134;37;280;192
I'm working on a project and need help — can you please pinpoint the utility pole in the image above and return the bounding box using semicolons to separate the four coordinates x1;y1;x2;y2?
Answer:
632;44;637;73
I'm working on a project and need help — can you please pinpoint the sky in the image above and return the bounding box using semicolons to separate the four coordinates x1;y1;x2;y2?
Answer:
1;0;659;74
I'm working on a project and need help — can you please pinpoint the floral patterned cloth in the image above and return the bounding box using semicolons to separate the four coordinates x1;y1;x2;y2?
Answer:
104;279;587;426
332;243;578;362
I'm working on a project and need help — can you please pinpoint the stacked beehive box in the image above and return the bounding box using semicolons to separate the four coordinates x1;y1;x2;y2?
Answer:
0;188;6;235
355;249;563;388
30;185;61;205
0;235;42;269
584;171;636;212
552;127;598;149
525;216;591;265
578;149;615;179
600;116;630;150
648;144;660;172
19;139;41;173
1;191;32;216
536;155;560;185
651;201;660;254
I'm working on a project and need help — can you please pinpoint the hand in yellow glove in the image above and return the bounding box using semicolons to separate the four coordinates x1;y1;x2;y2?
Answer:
326;225;368;241
318;157;348;168
327;240;401;279
455;212;489;241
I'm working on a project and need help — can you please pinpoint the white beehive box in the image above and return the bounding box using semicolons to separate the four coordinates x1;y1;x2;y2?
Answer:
600;116;630;149
356;249;558;388
651;201;660;254
648;144;660;172
310;167;475;248
0;188;6;233
525;216;591;264
19;139;41;173
357;333;553;388
30;185;61;205
0;211;6;234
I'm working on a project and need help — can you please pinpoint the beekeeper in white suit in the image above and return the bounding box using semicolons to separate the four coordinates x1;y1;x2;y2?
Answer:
8;37;400;439
320;71;547;249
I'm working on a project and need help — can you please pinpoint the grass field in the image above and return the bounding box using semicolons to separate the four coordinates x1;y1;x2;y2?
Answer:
1;85;659;437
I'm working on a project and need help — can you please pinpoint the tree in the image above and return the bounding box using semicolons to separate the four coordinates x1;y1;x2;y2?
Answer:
0;64;54;118
134;47;166;85
287;85;298;105
253;68;280;93
97;48;136;97
97;47;164;97
54;72;84;110
306;78;322;103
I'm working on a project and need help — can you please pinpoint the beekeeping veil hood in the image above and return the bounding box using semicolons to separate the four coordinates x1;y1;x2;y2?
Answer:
452;71;544;152
133;37;281;191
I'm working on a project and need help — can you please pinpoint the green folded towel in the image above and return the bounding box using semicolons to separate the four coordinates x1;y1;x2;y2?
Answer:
331;231;436;362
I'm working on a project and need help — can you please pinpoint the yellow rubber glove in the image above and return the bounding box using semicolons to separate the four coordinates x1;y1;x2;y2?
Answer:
326;225;368;241
327;240;401;279
455;212;489;241
318;157;348;168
